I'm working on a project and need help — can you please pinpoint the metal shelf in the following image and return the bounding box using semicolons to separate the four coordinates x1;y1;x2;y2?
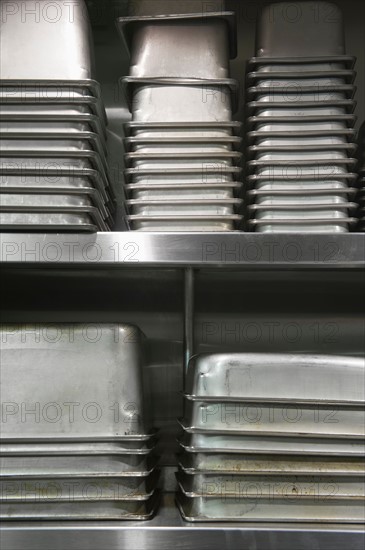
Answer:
1;495;364;550
1;232;365;268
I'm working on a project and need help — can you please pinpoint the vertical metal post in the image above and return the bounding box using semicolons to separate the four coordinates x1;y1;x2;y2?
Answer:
183;267;194;391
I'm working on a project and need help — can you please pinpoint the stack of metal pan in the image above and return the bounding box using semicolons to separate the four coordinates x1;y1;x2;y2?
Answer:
0;0;115;232
0;324;160;520
356;122;365;231
177;353;365;522
116;11;244;231
245;1;358;233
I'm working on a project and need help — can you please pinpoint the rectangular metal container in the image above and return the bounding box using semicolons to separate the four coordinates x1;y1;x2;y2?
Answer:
0;212;98;232
0;324;149;439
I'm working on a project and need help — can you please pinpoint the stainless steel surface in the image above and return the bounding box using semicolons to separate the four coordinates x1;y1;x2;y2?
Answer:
0;439;156;455
248;56;356;69
0;212;98;232
184;354;365;404
179;432;365;457
176;493;365;523
0;324;149;438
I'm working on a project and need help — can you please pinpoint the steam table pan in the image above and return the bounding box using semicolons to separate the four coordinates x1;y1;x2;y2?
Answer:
248;56;356;70
255;2;347;58
251;135;355;146
181;399;364;438
0;455;158;478
125;167;242;184
127;186;238;201
0;0;96;81
247;70;356;85
124;122;242;138
118;15;232;79
250;107;352;118
178;432;365;457
253;120;356;132
0;491;160;520
0;105;107;129
124;136;242;153
248;189;357;203
125;152;242;168
0;471;160;502
0;324;149;439
122;77;238;119
184;353;365;404
176;493;365;523
252;151;353;161
0;114;107;139
247;84;356;99
248;115;357;130
247;173;357;185
116;12;237;59
127;215;241;232
247;100;356;114
0;80;102;100
251;198;354;208
176;471;365;500
178;452;365;476
0;211;106;232
248;218;357;233
127;200;241;217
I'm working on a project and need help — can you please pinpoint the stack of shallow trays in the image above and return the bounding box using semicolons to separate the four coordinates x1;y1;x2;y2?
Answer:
0;324;160;520
0;0;115;232
356;122;365;231
245;1;358;233
177;353;365;522
116;11;244;231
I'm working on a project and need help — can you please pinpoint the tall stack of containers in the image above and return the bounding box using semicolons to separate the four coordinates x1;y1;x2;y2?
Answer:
245;1;358;233
117;10;244;231
0;0;115;232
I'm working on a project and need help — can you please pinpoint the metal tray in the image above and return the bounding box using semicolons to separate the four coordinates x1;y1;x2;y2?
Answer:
0;471;160;502
121;77;238;119
125;167;242;183
128;200;240;217
181;400;364;438
127;215;241;232
0;167;113;205
249;190;357;203
248;172;357;184
176;471;365;500
119;16;231;79
116;12;237;59
252;204;356;216
247;71;356;84
124;121;242;138
252;120;356;132
178;432;365;457
254;63;349;73
251;136;354;147
248;114;357;129
0;205;108;231
253;151;351;161
248;218;356;233
253;183;352;194
247;84;356;99
249;159;357;174
176;492;365;523
0;212;98;232
0;324;148;439
248;100;356;114
248;56;356;69
0;113;107;139
255;2;346;57
0;80;102;100
252;197;353;207
251;107;350;118
0;491;160;520
0;0;95;80
0;455;158;478
127;186;237;201
125;152;242;168
124;136;242;153
178;451;365;476
0;104;107;128
185;354;364;404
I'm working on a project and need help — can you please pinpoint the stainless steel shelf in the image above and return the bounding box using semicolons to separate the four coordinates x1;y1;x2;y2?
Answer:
1;232;365;268
1;495;364;550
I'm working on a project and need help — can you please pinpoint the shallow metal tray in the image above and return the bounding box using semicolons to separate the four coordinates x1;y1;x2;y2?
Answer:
251;136;354;147
247;84;356;99
248;130;356;145
0;213;99;232
248;56;356;69
248;159;357;176
176;471;365;499
248;172;357;184
252;197;353;207
0;324;148;439
178;451;365;476
0;491;160;520
124;136;241;153
248;99;356;114
125;151;242;168
0;113;107;139
185;354;364;404
253;151;352;161
124;121;242;138
251;107;350;118
255;2;346;58
254;63;349;73
122;77;238;119
0;471;160;502
178;432;365;457
125;167;242;184
249;190;357;204
247;71;356;85
0;205;108;231
0;104;107;128
0;0;95;80
127;215;241;232
0;454;158;478
127;186;238;201
248;114;357;129
128;200;240;217
120;16;231;79
0;80;102;100
116;12;237;59
252;120;356;133
181;399;364;438
248;218;356;233
252;203;356;216
176;492;365;522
